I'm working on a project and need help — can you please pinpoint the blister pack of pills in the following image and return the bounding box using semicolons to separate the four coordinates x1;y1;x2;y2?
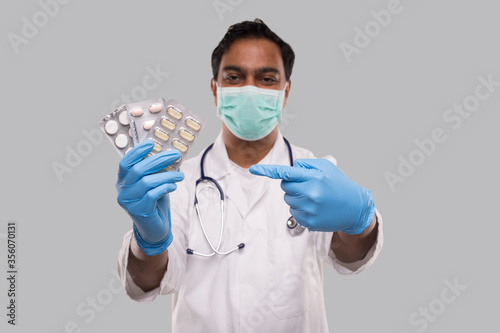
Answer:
142;99;204;171
99;105;134;156
126;97;167;144
99;97;204;170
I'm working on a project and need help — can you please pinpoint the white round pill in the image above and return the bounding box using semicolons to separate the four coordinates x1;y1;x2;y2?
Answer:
143;120;155;130
105;120;118;135
115;134;128;148
119;111;129;125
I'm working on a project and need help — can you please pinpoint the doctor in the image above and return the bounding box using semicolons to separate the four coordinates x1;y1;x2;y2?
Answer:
116;19;383;332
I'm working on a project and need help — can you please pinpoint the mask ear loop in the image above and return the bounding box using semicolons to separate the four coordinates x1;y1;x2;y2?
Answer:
215;82;221;117
278;82;288;123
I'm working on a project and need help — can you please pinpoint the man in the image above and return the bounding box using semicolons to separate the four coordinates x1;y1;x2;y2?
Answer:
116;19;383;332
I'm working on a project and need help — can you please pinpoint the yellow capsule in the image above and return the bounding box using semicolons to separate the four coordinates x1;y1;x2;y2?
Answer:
172;139;188;152
167;107;182;120
154;128;169;141
152;141;163;152
164;165;175;172
185;117;201;131
161;117;176;131
179;129;194;142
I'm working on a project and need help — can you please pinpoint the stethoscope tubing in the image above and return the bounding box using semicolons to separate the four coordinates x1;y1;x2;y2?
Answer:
187;137;301;256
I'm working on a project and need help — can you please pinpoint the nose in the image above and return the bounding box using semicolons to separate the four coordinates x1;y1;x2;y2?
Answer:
242;77;257;87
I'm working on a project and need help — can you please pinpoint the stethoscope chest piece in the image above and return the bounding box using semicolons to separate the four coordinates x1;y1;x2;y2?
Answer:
287;216;306;236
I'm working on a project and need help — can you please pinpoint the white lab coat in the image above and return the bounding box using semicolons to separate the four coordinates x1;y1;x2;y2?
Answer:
117;131;384;333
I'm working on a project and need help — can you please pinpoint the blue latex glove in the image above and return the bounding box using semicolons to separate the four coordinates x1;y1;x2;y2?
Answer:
116;140;184;255
249;159;375;234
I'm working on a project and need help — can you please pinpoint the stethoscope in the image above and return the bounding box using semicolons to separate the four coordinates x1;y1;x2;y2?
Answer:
186;137;305;257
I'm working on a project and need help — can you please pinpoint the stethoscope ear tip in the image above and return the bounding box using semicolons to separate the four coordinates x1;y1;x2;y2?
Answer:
238;243;245;249
187;248;194;255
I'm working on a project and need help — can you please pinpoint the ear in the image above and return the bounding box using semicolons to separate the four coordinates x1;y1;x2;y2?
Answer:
283;80;291;109
210;78;218;106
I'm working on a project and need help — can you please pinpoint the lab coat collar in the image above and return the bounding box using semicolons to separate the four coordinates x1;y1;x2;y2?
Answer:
203;130;290;182
203;130;291;219
203;132;231;181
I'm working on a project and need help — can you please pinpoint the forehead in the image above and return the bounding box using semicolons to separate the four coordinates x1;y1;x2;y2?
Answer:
220;38;284;72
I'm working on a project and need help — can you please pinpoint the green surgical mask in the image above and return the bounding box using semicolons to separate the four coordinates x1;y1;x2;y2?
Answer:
216;84;286;141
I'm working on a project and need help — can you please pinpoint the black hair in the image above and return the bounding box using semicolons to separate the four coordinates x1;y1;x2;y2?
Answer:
211;18;295;81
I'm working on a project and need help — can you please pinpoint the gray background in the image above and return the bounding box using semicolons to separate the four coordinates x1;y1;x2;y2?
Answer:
1;0;499;332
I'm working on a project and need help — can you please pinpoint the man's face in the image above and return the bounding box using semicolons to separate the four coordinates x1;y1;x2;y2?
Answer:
211;38;291;107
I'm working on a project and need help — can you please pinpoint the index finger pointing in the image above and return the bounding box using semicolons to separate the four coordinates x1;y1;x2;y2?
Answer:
249;164;309;182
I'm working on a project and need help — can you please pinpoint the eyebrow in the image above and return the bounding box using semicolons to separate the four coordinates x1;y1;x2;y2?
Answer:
222;65;281;76
256;67;280;76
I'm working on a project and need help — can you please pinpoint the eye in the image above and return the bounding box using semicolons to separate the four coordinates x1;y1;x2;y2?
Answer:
224;75;241;83
260;76;278;85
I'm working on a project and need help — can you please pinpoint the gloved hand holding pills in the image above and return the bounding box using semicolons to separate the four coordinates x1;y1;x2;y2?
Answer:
116;141;184;255
100;98;204;255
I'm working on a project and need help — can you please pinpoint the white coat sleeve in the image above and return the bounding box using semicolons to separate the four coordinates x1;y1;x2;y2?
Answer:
316;209;384;275
315;154;384;275
116;182;190;302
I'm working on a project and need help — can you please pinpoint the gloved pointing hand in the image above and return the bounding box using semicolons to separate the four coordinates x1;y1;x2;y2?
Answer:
249;159;375;234
116;140;185;255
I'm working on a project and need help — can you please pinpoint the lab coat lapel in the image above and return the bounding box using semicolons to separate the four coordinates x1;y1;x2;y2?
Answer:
244;167;270;217
204;133;248;218
225;173;249;218
226;132;287;219
203;133;229;181
244;132;290;214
